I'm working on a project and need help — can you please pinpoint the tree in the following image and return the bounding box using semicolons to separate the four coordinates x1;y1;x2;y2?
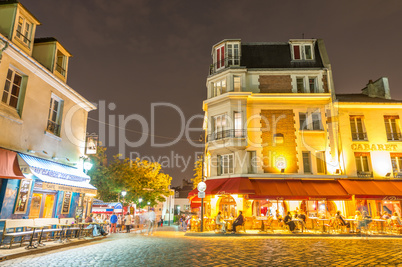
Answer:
89;147;173;205
192;158;203;189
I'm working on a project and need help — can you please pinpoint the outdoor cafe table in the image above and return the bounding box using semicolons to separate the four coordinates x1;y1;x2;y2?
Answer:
344;218;356;232
372;219;387;234
56;224;71;243
26;225;44;249
223;219;233;230
256;217;268;232
308;217;318;230
317;218;330;233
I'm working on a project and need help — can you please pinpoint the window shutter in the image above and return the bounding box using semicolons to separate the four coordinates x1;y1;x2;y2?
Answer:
293;45;300;60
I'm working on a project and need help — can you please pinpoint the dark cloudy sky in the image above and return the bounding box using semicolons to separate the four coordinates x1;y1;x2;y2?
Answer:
22;0;402;186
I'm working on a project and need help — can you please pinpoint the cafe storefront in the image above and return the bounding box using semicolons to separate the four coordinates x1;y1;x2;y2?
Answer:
0;153;97;221
188;177;402;230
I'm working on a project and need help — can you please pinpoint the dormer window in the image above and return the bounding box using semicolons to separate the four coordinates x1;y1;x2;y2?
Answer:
291;42;314;61
56;50;67;77
15;16;33;47
211;40;241;75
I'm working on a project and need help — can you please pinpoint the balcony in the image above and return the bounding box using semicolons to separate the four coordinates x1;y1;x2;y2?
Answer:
47;120;61;137
352;132;368;141
209;56;241;75
357;171;373;178
208;129;246;142
387;132;402;141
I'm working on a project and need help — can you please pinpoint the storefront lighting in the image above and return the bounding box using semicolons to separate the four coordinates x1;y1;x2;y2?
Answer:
139;198;143;203
27;149;35;153
83;161;93;171
121;191;127;197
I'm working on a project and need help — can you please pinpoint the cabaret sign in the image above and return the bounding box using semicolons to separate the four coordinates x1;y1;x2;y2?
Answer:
351;143;398;151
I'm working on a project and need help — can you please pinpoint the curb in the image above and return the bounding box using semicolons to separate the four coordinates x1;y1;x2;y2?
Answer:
184;232;402;238
0;236;107;262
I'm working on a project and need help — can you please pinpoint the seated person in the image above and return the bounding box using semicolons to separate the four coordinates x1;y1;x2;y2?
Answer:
284;212;296;232
335;211;350;228
85;214;93;223
215;211;226;233
382;211;391;220
391;212;402;225
231;211;244;233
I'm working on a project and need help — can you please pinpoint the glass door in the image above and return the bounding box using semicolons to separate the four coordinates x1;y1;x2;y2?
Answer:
29;193;42;219
43;194;55;218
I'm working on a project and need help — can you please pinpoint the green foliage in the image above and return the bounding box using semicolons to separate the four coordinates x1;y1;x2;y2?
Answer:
191;158;203;189
88;147;173;206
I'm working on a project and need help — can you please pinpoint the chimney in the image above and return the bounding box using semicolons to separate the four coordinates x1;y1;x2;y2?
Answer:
361;77;391;99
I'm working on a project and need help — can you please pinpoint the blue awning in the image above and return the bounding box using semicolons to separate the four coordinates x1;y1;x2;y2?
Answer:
18;153;97;194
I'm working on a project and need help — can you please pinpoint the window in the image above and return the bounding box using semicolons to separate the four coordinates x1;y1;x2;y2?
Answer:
212;79;226;97
47;95;64;136
292;44;314;60
299;112;322;130
384;116;401;141
216;44;225;69
2;69;23;109
350;116;367;141
212;114;227;140
248;151;257;174
302;151;311;174
391;154;402;173
234;111;242;137
55;50;67;76
233;76;241;91
308;78;317;93
296;77;304;93
227;43;240;66
355;152;371;173
15;16;33;47
218;154;234;175
316;151;326;174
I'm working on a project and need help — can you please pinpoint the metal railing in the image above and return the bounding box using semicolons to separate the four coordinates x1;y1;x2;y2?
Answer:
387;132;402;141
47;120;61;136
209;56;241;75
352;132;368;141
207;129;246;141
15;30;31;47
55;63;66;76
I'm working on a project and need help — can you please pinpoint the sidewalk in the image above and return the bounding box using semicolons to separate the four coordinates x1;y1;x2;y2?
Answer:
0;235;107;262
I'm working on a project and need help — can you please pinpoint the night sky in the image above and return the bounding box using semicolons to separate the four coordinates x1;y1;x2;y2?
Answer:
21;0;402;186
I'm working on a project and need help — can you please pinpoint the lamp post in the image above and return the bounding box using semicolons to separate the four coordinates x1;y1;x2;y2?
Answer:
121;191;126;212
199;135;205;232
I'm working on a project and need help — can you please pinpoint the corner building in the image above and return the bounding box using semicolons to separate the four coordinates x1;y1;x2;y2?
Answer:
189;39;402;225
0;1;96;221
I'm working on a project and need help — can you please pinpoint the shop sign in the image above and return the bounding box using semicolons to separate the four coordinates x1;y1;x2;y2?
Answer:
61;191;72;214
85;135;98;155
383;196;402;201
42;182;97;195
351;143;398;151
31;167;85;182
308;197;327;201
14;179;32;214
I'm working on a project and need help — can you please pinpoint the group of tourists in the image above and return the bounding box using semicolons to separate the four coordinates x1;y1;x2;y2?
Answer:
84;208;162;236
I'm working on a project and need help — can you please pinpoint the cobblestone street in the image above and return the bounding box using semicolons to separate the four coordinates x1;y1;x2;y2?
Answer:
3;227;402;266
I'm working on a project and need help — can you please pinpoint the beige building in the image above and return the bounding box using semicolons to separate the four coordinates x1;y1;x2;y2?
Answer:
0;0;96;220
190;38;402;228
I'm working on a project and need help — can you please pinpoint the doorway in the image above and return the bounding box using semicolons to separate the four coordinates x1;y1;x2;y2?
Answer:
28;192;56;218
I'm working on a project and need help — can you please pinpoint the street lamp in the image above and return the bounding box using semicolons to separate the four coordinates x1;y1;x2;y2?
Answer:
121;191;126;206
199;135;206;232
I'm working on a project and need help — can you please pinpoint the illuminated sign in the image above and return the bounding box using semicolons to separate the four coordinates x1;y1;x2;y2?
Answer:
351;143;398;151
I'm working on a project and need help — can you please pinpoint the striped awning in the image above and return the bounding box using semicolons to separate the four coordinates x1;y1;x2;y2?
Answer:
19;153;96;194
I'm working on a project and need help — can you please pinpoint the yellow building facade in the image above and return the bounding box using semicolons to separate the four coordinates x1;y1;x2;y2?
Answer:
190;39;402;227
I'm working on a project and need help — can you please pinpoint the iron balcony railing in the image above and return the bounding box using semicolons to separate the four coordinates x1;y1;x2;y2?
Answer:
352;132;368;141
387;132;402;141
207;129;246;142
47;120;61;137
209;56;241;75
16;30;31;47
55;63;66;76
357;171;373;178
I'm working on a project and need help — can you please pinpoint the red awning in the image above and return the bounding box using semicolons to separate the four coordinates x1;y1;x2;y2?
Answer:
250;179;351;200
216;177;255;195
188;178;229;197
338;180;402;199
190;196;202;209
0;148;25;179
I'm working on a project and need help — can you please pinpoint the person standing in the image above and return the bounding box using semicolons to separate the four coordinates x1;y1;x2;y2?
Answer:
145;208;156;235
125;212;132;233
110;212;118;233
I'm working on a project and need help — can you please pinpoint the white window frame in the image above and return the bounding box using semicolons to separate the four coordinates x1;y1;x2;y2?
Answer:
384;116;401;141
355;154;371;173
391;156;402;173
219;154;234;175
227;42;240;66
212;113;227;139
350;116;367;141
213;78;226;97
55;50;67;77
316;151;327;174
47;94;64;136
234;111;242;137
15;16;33;47
302;151;312;174
291;44;314;61
299;111;323;131
233;76;241;91
295;76;319;93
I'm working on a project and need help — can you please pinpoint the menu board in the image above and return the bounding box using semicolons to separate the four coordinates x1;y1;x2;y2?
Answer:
14;179;32;214
75;206;83;222
62;191;72;214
